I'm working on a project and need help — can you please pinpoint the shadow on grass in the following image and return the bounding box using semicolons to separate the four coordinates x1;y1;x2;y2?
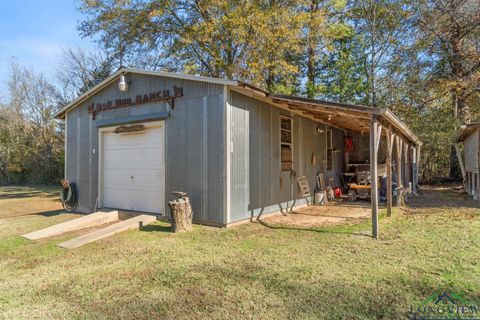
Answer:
1;209;75;220
255;218;372;238
140;224;172;233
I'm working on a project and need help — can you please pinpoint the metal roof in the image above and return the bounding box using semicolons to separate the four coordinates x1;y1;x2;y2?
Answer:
453;123;480;142
231;84;422;146
55;68;421;146
54;68;238;118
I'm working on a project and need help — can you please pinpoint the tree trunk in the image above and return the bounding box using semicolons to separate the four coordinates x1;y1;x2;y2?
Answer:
306;0;318;99
168;197;193;233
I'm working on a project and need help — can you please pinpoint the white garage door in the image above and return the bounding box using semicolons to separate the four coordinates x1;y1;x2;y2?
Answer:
101;122;165;214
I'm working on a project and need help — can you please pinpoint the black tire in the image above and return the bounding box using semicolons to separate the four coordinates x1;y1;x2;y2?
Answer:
60;187;72;203
60;183;77;212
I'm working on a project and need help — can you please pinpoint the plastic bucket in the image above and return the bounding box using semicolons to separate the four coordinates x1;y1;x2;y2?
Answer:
314;191;325;205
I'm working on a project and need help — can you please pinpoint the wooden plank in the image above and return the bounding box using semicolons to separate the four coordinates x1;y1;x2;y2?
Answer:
386;128;393;217
404;143;410;190
454;143;466;188
58;214;157;249
370;115;379;239
23;210;119;240
417;145;422;184
396;136;403;206
375;124;382;154
412;146;417;193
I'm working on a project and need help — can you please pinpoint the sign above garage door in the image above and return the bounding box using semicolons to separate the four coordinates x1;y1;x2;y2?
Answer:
88;86;183;119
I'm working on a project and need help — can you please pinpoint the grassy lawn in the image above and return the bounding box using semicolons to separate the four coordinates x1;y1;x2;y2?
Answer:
0;185;479;319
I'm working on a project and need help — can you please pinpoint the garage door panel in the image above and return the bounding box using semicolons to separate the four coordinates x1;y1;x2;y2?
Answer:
104;171;132;189
131;190;163;213
104;189;131;209
149;149;163;163
104;150;132;169
102;123;165;214
131;171;162;189
103;133;121;147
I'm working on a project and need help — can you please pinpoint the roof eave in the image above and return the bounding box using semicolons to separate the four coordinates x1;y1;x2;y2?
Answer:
381;109;422;146
55;68;239;119
54;68;125;119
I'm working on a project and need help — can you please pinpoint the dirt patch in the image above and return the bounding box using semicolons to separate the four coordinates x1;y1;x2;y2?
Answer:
260;201;372;228
260;184;480;228
408;184;478;210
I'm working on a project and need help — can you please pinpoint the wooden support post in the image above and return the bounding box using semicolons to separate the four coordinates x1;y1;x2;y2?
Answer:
417;145;422;184
454;143;466;189
404;143;409;190
412;146;417;193
370;115;379;239
386;129;393;217
396;136;403;206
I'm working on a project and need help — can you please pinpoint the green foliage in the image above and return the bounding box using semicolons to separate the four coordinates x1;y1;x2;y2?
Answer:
392;104;457;181
317;34;370;104
1;0;477;183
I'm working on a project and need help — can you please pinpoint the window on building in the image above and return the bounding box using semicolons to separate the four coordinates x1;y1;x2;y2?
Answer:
326;129;333;170
280;116;293;171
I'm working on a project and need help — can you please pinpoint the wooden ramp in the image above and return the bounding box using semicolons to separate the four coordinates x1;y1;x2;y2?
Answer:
57;214;157;249
22;210;119;240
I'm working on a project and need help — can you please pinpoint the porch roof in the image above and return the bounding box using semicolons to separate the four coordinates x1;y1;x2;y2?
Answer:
231;83;422;147
453;123;480;142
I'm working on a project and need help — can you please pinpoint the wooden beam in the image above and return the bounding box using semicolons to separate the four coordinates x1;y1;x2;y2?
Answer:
404;143;410;191
412;146;417;193
417;145;422;184
375;124;383;154
396;135;403;206
370;115;379;239
454;143;466;189
386;128;393;217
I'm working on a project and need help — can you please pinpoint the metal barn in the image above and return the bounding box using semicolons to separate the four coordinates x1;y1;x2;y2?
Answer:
454;123;480;199
55;68;421;237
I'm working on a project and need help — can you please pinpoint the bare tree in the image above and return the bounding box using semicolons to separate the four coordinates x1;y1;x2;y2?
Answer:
57;47;115;103
0;61;64;184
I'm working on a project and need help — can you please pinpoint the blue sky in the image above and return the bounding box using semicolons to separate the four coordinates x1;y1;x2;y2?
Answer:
0;0;95;95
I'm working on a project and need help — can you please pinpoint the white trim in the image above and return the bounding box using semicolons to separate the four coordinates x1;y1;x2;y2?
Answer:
98;127;103;209
55;68;238;118
97;120;166;212
224;85;232;224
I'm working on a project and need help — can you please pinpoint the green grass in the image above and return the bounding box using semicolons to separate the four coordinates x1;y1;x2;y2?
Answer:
0;185;479;319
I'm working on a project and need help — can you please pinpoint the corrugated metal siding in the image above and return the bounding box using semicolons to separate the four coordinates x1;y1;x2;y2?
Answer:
465;129;479;173
228;91;344;223
65;73;225;225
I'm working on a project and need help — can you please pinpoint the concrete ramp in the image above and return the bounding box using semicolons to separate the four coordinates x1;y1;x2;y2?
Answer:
57;214;157;249
22;211;119;240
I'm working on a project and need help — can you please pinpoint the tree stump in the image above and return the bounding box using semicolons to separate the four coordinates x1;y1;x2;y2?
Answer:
168;195;193;233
